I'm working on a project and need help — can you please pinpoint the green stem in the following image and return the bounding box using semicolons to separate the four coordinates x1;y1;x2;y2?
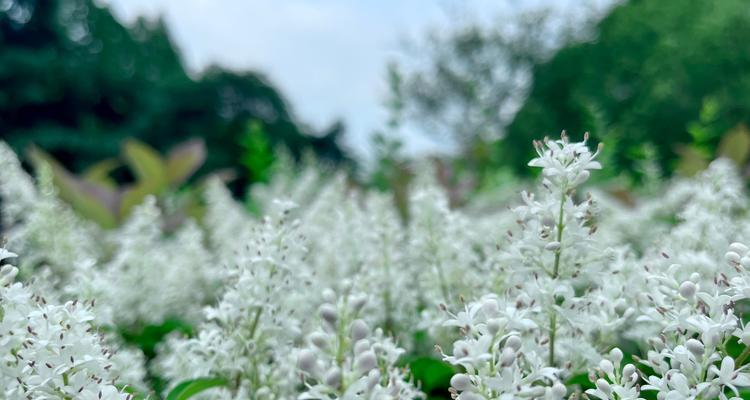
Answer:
549;312;557;366
736;345;750;366
549;190;566;366
248;307;263;339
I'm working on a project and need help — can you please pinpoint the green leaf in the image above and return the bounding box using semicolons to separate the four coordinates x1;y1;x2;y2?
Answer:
166;139;207;186
400;356;455;394
166;377;227;400
81;158;120;189
119;182;156;219
28;147;120;228
122;138;168;191
718;123;750;166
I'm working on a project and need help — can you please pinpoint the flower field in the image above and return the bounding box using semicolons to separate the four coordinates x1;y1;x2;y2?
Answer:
1;134;750;400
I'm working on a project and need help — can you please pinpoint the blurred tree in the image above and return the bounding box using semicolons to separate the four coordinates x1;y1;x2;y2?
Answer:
505;0;750;178
0;0;349;190
391;0;750;180
387;7;598;186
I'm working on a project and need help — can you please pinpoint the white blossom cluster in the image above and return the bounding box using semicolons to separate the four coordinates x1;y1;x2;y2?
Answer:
6;131;750;400
297;288;422;400
0;249;132;399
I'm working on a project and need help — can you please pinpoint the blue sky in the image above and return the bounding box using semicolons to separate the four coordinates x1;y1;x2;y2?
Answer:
101;0;611;161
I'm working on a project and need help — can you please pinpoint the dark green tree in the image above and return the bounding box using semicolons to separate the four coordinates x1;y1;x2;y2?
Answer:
0;0;349;189
505;0;750;178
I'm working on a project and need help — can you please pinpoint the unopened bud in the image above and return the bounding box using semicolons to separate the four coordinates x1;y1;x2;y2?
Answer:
450;374;473;391
551;382;567;397
309;332;328;349
685;339;704;357
505;335;522;351
730;242;749;255
322;289;336;303
609;348;623;365
350;295;368;312
319;304;338;327
679;281;696;299
298;349;317;374
356;350;378;373
726;251;741;264
324;367;341;387
500;347;516;366
595;379;611;396
599;359;614;376
351;319;369;341
354;339;370;356
623;364;636;381
545;241;561;252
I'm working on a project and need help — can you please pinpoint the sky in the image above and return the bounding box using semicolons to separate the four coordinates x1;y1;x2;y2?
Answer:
100;0;610;161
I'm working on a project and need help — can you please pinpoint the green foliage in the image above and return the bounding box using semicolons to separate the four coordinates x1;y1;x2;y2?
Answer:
29;138;207;227
400;356;454;399
0;0;349;190
165;378;228;400
239;121;275;183
506;0;750;179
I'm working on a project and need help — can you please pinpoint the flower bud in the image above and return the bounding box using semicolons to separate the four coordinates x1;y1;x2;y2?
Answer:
545;241;561;252
689;272;701;282
322;289;336;303
609;348;623;365
309;332;328;349
623;364;636;382
324;367;341;387
297;349;317;374
595;379;611;396
319;304;338;327
350;295;368;312
742;257;750;269
599;359;614;376
500;347;516;366
366;369;381;390
481;298;499;316
356;350;378;373
685;339;704;357
679;281;696;299
730;242;749;255
450;373;473;391
354;339;370;355
505;335;522;351
351;319;369;341
551;382;567;398
726;251;741;264
0;265;18;286
487;318;502;335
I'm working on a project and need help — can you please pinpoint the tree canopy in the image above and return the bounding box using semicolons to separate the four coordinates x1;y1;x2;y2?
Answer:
0;0;349;187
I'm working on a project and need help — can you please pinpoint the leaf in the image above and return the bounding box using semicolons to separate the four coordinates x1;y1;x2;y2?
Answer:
28;147;120;228
119;182;157;219
81;158;120;189
399;356;455;394
122;138;168;192
165;377;227;400
166;139;207;186
674;144;709;177
718;123;750;166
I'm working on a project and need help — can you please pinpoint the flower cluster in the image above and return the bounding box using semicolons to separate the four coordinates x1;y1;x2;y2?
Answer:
5;131;750;400
0;249;132;399
297;289;422;399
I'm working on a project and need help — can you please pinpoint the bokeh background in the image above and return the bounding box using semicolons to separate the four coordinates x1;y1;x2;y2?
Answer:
5;0;750;207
